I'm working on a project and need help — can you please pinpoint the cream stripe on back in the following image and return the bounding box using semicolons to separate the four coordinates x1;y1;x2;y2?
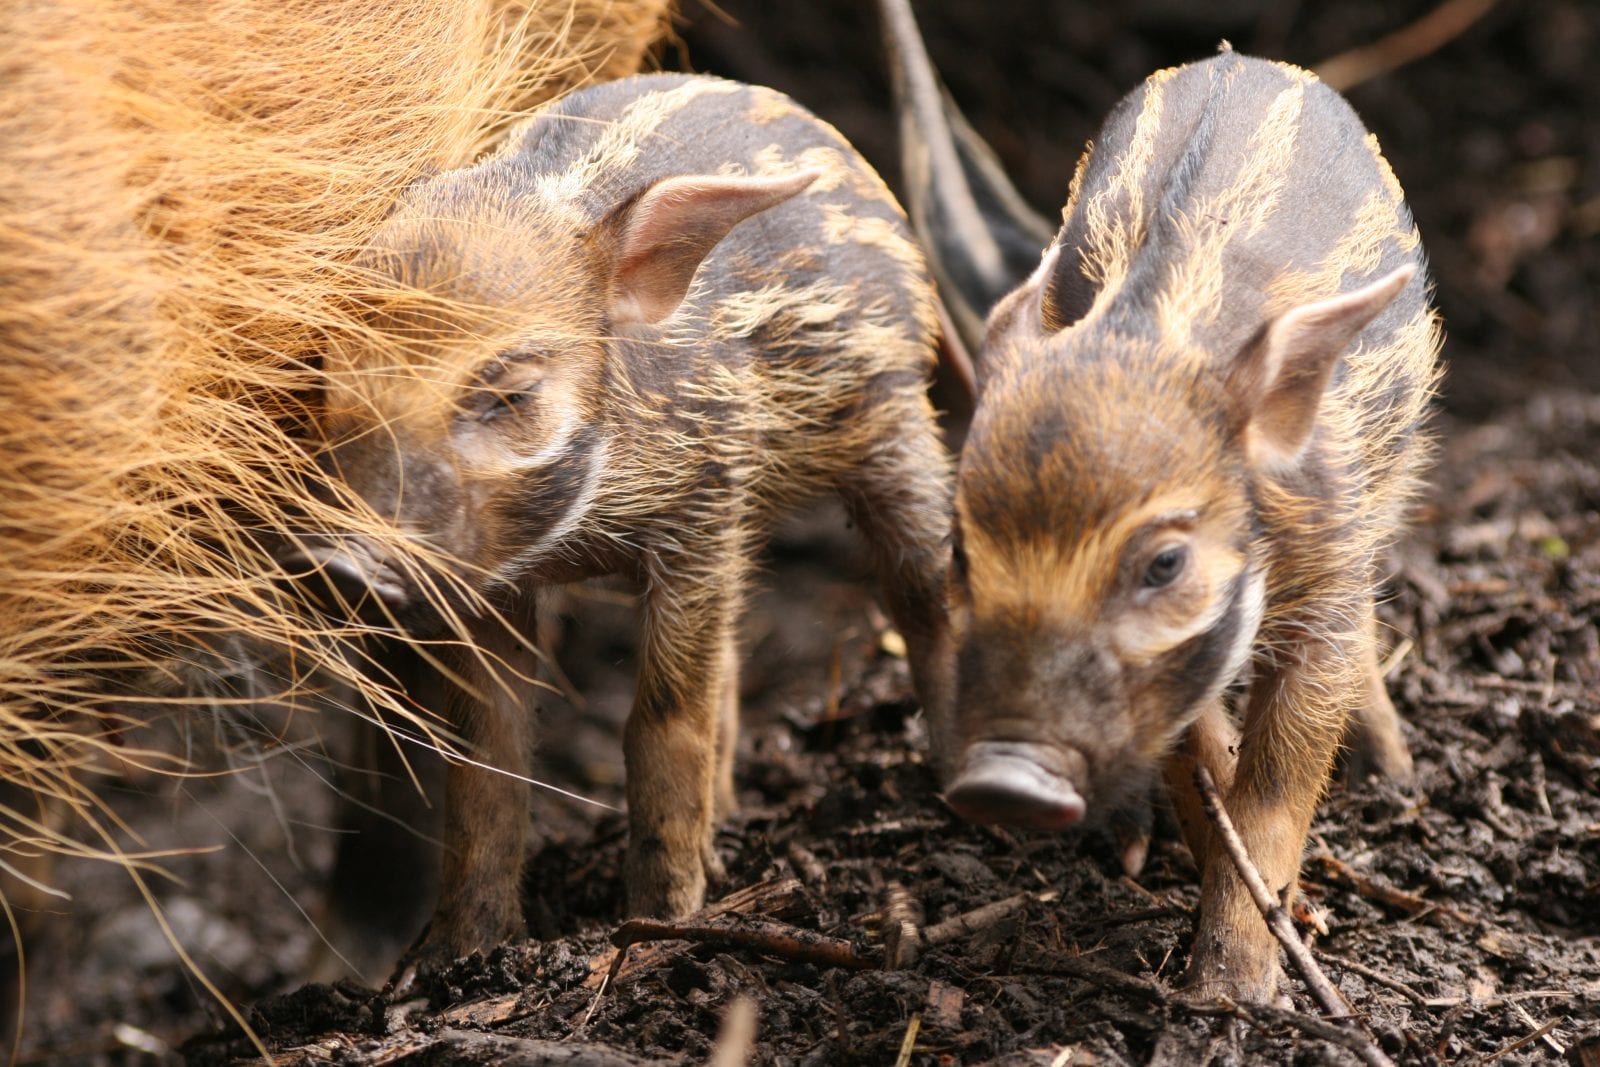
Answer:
1265;184;1419;315
1155;71;1307;346
536;79;745;204
1078;66;1177;293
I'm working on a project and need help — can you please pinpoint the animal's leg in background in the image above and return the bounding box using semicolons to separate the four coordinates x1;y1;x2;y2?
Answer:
1345;600;1414;781
624;539;745;917
1185;626;1356;1003
0;783;68;1050
310;638;445;985
712;631;740;822
836;404;955;772
394;596;540;985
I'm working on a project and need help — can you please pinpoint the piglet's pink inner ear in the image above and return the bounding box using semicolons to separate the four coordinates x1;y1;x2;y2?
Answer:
1230;264;1415;472
605;169;821;326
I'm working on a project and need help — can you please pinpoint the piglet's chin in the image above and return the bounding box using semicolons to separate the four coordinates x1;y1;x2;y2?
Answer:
944;741;1088;831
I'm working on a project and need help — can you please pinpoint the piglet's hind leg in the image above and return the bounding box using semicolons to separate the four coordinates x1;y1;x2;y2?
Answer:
1343;602;1414;782
836;396;955;770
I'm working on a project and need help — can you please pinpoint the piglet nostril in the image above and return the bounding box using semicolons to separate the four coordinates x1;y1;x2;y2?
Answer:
330;554;411;612
280;540;413;619
944;742;1087;832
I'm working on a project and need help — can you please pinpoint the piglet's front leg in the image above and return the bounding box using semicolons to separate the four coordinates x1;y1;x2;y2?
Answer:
623;557;741;918
1182;636;1355;1005
390;601;539;992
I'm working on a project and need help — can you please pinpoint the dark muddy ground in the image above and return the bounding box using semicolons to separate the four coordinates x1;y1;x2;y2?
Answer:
18;1;1600;1064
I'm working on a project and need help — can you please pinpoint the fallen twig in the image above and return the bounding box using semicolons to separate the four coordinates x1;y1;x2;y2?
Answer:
610;916;876;972
1471;675;1588;700
882;880;922;968
1508;1001;1565;1058
584;877;810;992
1194;766;1396;1067
1308;847;1477;925
580;878;816;1025
1015;954;1169;1003
583;914;874;1030
1315;0;1500;91
1424;984;1591;1009
1091;903;1187;929
441;986;544;1029
892;1013;922;1067
704;876;810;922
1192;1001;1401;1065
1194;769;1351;1017
785;842;827;887
1378;637;1414;679
1316;950;1429;1007
1473;1016;1563;1065
924;891;1036;947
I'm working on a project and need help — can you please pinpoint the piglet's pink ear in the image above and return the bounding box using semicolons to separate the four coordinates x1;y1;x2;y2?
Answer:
1229;264;1415;471
604;170;821;326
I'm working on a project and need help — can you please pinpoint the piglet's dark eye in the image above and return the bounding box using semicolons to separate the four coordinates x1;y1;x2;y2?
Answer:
1143;545;1187;588
482;391;533;421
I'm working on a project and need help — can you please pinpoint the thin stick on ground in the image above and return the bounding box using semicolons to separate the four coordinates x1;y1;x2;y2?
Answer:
1477;1016;1563;1065
586;915;874;1027
1193;766;1397;1067
881;880;922;968
1507;1001;1566;1058
891;1013;921;1067
610;917;877;972
1308;844;1477;924
1316;950;1429;1007
923;891;1042;947
1315;0;1499;91
1016;955;1170;1003
1192;1001;1402;1065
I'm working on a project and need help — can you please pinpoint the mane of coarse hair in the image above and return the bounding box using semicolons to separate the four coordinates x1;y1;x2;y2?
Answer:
0;0;670;1050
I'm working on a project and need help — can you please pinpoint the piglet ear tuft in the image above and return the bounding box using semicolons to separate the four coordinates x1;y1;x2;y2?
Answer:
1229;264;1415;471
1039;240;1093;335
604;170;820;326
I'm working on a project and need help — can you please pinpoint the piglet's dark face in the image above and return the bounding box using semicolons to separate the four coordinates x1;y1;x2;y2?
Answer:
316;213;612;602
943;247;1417;833
322;343;608;589
945;342;1263;830
304;164;824;620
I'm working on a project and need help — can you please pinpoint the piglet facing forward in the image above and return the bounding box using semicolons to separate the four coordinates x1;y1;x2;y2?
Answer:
310;74;953;978
943;50;1441;1002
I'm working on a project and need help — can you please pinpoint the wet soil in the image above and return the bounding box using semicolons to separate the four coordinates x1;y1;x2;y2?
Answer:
17;1;1600;1064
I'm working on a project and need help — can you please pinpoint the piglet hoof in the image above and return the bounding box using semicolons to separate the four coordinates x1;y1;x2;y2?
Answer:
702;836;728;886
1177;955;1288;1008
1108;799;1154;878
383;909;525;1000
1343;729;1415;785
384;927;454;1001
625;837;708;919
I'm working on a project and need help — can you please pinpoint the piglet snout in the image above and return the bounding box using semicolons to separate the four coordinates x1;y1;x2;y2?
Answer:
944;741;1087;831
281;536;413;617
